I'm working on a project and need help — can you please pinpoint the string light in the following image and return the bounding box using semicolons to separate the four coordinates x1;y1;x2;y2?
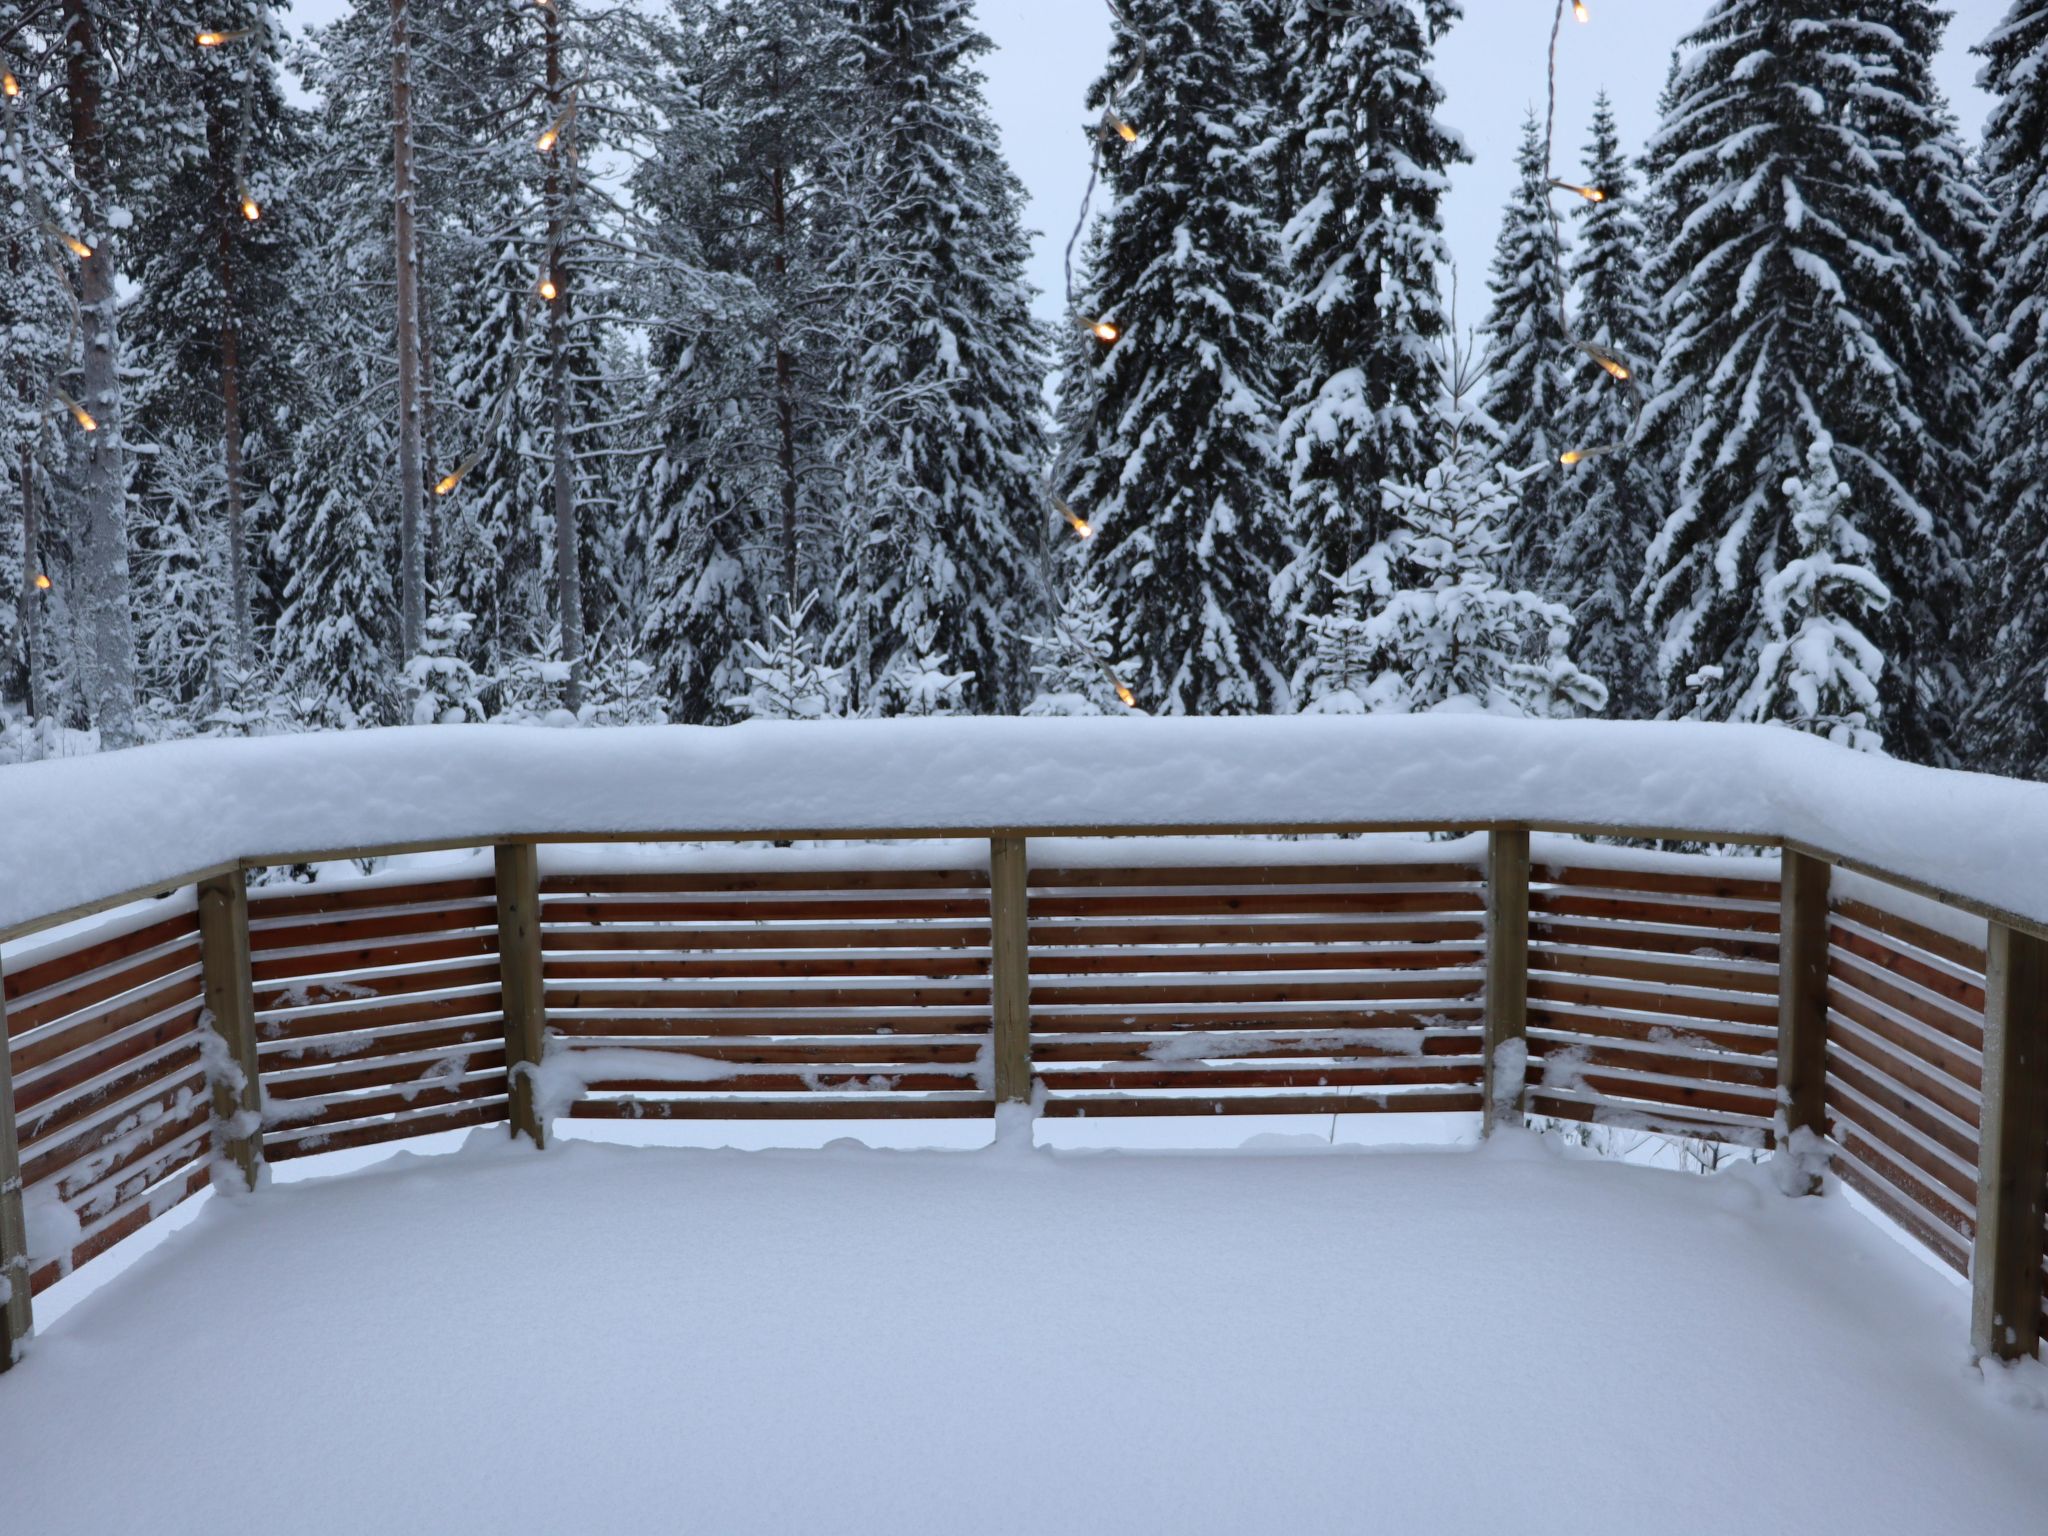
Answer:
1548;178;1606;203
53;389;97;432
193;28;253;48
33;573;51;591
1054;496;1093;540
536;112;571;154
1105;111;1138;144
2;73;18;98
1573;1;1590;21
239;187;261;221
1577;341;1632;381
538;272;558;301
434;471;464;497
1085;318;1119;343
43;222;92;259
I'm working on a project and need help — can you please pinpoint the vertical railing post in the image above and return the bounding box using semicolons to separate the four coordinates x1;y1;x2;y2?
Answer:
989;836;1032;1105
0;984;32;1372
495;842;548;1147
1971;920;2048;1362
198;870;265;1190
1775;850;1832;1194
1483;828;1531;1136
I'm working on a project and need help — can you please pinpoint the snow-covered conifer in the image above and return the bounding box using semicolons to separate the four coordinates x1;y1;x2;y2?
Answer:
729;594;847;721
1058;0;1292;715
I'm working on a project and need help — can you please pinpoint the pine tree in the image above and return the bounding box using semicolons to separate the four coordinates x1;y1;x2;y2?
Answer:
829;0;1050;714
1363;390;1605;719
1058;0;1292;715
1641;0;1983;763
132;428;227;721
1294;561;1380;714
1273;0;1465;690
1733;433;1890;752
1551;94;1661;718
404;594;488;724
1024;568;1132;716
1478;112;1571;588
1970;2;2048;774
729;594;847;721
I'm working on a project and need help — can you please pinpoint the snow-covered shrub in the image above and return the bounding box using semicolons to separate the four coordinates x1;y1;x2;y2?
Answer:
404;599;490;725
728;594;847;721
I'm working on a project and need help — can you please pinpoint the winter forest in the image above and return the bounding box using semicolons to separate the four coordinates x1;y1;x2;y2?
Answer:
2;0;2046;776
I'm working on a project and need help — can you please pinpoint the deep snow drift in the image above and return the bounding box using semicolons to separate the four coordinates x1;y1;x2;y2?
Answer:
3;1133;2043;1535
3;716;2047;938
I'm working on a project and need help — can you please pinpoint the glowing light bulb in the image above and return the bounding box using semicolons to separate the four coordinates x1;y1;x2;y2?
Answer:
56;391;97;432
34;573;51;591
3;73;19;98
61;232;92;259
1108;113;1138;144
1091;320;1119;343
536;127;559;153
435;472;462;496
1599;358;1630;381
539;276;558;301
1573;1;1590;22
1560;450;1584;466
1116;683;1136;709
241;194;262;222
195;31;226;46
1550;179;1606;203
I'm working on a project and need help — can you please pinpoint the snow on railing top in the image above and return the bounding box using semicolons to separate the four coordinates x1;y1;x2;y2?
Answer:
1;716;2044;939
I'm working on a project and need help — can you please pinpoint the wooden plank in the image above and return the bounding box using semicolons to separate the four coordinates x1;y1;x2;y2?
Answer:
246;876;498;920
541;869;990;895
1031;1006;1483;1033
1540;865;1781;902
1828;922;1985;1012
248;903;497;953
1824;1078;1979;1207
1777;850;1829;1192
1529;946;1776;996
1527;1004;1775;1057
1833;1151;1972;1276
250;957;505;1014
543;953;992;981
1831;896;1988;974
1028;976;1481;1007
571;1070;984;1097
18;1071;209;1187
1972;923;2048;1361
0;988;31;1371
539;895;994;925
263;1046;510;1102
544;982;992;1012
198;870;265;1191
1029;946;1486;977
1826;948;1982;1047
1036;1064;1484;1093
3;938;202;1034
545;923;991;953
1837;1126;1974;1239
1530;917;1778;964
496;843;546;1147
989;838;1030;1105
1028;863;1480;888
250;929;500;983
1029;889;1486;919
29;1159;212;1295
1;911;201;1004
1825;984;1982;1091
1826;1011;1982;1131
1530;890;1780;933
36;1097;213;1204
1526;1033;1778;1089
9;995;204;1103
1527;977;1777;1029
1484;829;1531;1135
1040;1089;1485;1119
1526;1090;1773;1149
1823;1054;1978;1169
567;1097;995;1122
253;991;504;1041
264;1099;512;1162
1029;918;1484;949
1032;1032;1478;1064
541;1013;992;1040
15;1047;208;1150
265;1074;520;1134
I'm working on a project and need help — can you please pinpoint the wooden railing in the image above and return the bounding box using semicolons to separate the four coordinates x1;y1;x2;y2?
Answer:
2;825;2044;1376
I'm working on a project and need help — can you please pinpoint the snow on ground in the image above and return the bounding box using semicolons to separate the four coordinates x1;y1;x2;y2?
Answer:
4;716;2047;939
4;1131;2044;1535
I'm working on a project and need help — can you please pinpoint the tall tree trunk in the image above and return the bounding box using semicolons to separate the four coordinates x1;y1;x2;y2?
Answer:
16;444;38;720
207;100;251;676
389;0;427;664
770;45;799;602
63;0;137;748
543;2;584;711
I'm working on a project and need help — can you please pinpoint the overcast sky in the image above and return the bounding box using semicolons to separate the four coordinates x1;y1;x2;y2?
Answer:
288;0;2012;324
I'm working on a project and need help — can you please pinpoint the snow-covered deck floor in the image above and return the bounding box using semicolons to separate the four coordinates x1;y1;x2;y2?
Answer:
5;1133;2045;1534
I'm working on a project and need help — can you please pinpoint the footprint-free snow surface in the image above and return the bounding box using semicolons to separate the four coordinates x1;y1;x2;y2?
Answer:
5;1133;2044;1535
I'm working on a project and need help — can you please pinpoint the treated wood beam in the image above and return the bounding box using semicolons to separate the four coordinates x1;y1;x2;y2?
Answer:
1775;850;1831;1193
989;837;1032;1105
0;985;31;1372
1972;921;2048;1362
495;842;548;1146
197;870;265;1190
1484;829;1531;1136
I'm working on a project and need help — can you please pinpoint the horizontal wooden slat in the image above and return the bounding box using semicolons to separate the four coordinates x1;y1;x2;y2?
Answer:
1530;946;1776;996
1039;1089;1485;1118
1825;1077;1978;1207
1529;917;1778;963
1031;1031;1478;1064
1028;918;1485;948
252;957;504;1014
1026;946;1485;977
62;1123;213;1223
2;911;200;1003
258;1018;505;1068
248;903;497;952
545;983;989;1012
1527;977;1776;1028
543;953;992;982
14;1020;204;1125
543;1013;992;1039
264;1074;521;1133
250;929;501;982
9;981;203;1083
1825;982;1982;1091
1542;1067;1775;1122
1030;976;1482;1007
540;896;992;925
1540;865;1780;902
572;1070;984;1096
28;1093;212;1200
1526;1087;1772;1141
1827;949;1981;1048
1826;1012;1982;1130
1834;1126;1974;1241
5;942;202;1036
1029;890;1486;919
1029;863;1479;888
546;869;990;895
567;1097;995;1121
1824;1052;1978;1167
29;1159;211;1295
1031;1006;1483;1033
1832;1150;1971;1275
544;924;990;953
1831;897;1986;974
247;877;497;920
263;1045;511;1101
540;1041;984;1067
1828;921;1985;1011
263;1098;511;1161
1526;1004;1776;1056
1035;1063;1484;1092
253;989;503;1040
1526;1034;1778;1088
1530;891;1779;933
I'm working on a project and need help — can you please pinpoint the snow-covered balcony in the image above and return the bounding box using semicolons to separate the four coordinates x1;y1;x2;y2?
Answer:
2;717;2045;1533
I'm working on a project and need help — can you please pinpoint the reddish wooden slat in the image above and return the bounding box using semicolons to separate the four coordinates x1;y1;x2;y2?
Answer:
264;1074;523;1133
1030;976;1482;1007
1526;1005;1775;1056
1527;977;1776;1028
248;904;497;952
29;1095;212;1200
251;957;504;1014
254;990;503;1040
1031;1006;1483;1033
1029;863;1479;888
2;911;200;1003
17;1069;208;1183
1825;983;1982;1091
1825;1078;1978;1207
1530;891;1780;933
13;1017;204;1121
1036;1063;1484;1092
567;1097;995;1121
1529;918;1778;963
1827;949;1982;1048
1828;922;1986;1011
63;1124;213;1223
1039;1089;1485;1118
534;1041;985;1067
1824;1052;1978;1166
544;924;991;953
543;1013;991;1039
5;942;202;1036
1831;897;1986;974
1028;918;1485;948
247;877;498;920
542;869;990;895
572;1070;984;1096
1030;890;1486;919
1834;1126;1975;1241
263;1099;511;1161
250;929;501;983
1543;1068;1775;1122
1027;946;1485;977
540;896;992;925
9;983;203;1081
543;953;992;982
1527;1090;1773;1146
29;1160;212;1296
1031;1032;1479;1064
1529;946;1776;996
263;1046;511;1101
1525;1035;1778;1089
1833;1153;1971;1275
1539;865;1780;902
1826;1012;1982;1130
258;1019;504;1068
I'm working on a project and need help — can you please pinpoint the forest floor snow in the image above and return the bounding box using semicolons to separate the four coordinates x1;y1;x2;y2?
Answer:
3;1130;2045;1535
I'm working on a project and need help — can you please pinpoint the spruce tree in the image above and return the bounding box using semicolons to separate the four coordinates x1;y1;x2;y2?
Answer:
1970;2;2048;774
1477;112;1571;589
1273;0;1464;691
1641;0;1981;763
1551;94;1661;718
1058;0;1292;716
